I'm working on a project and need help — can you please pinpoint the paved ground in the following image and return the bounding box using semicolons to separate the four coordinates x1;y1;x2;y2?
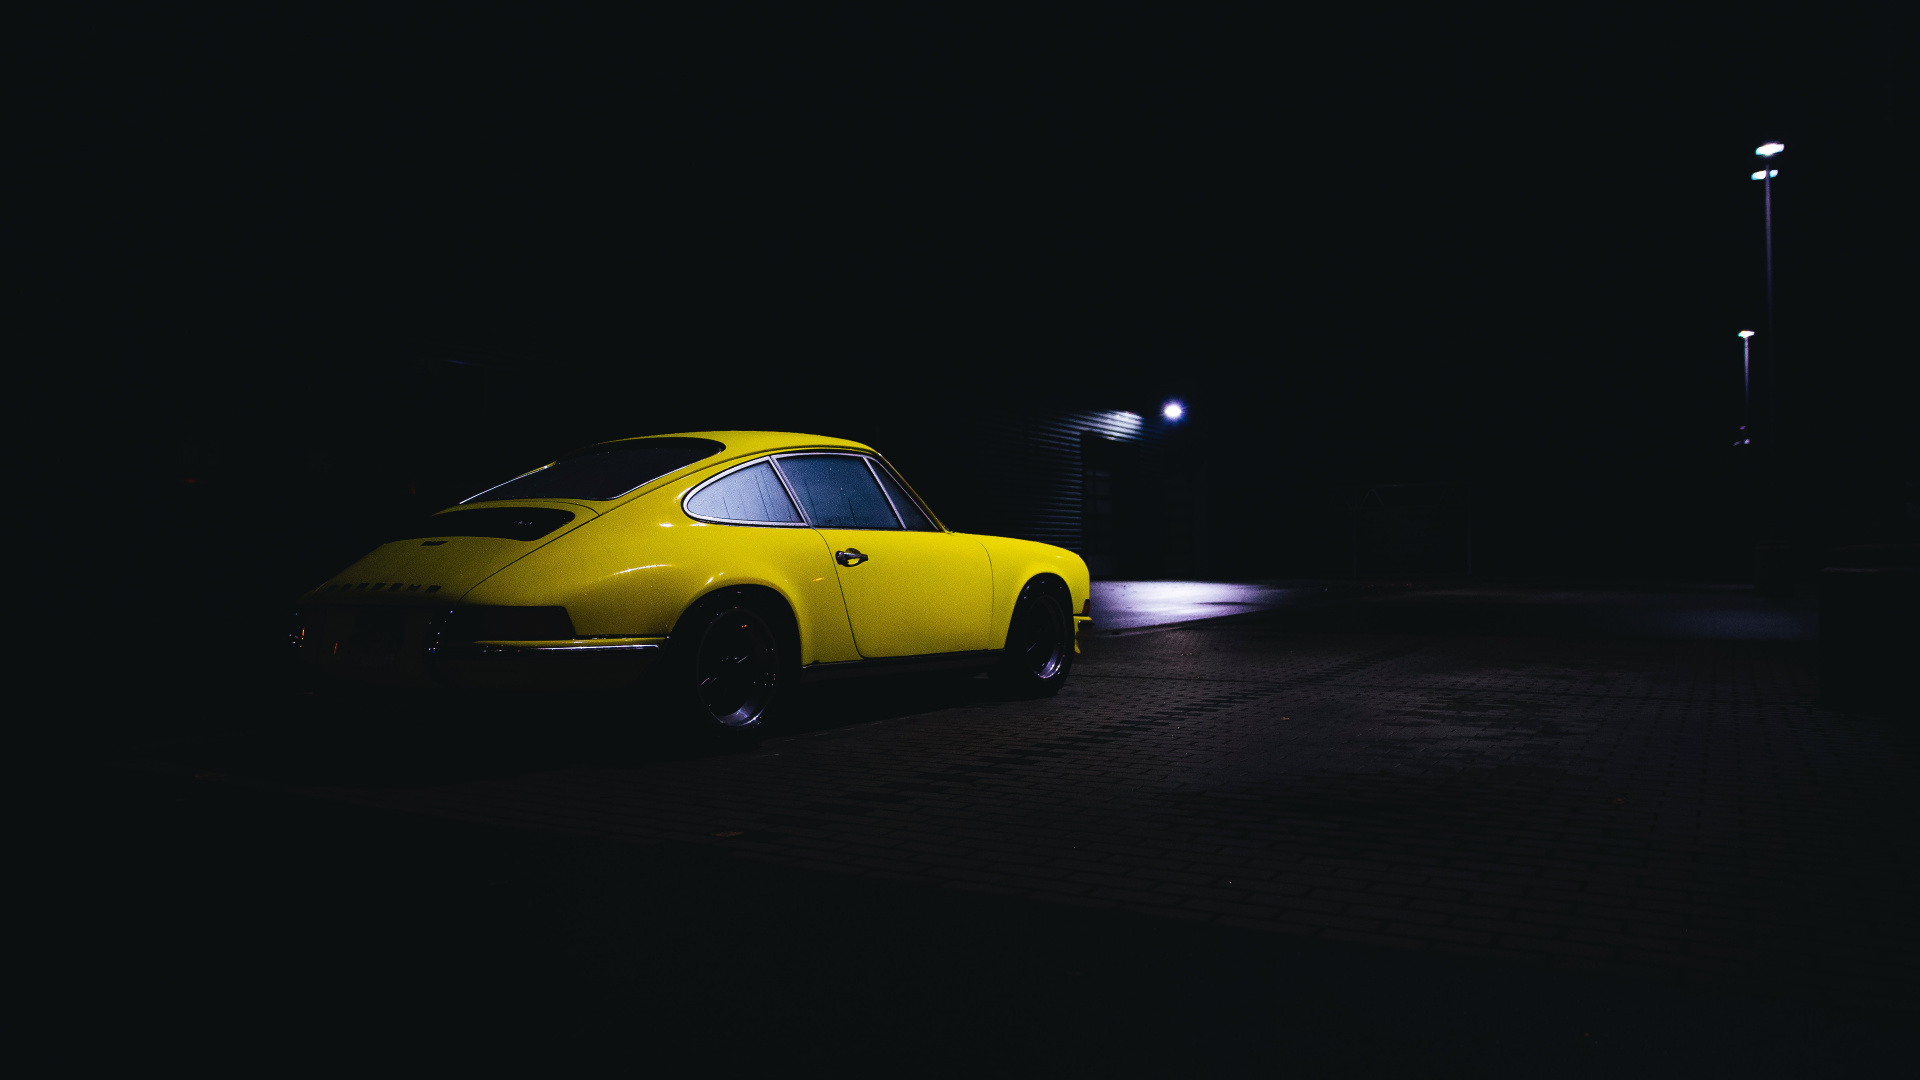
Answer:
76;583;1914;1072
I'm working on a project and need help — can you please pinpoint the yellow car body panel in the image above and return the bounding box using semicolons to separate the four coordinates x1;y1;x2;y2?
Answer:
816;528;994;656
465;508;861;665
307;500;601;603
966;533;1093;649
298;431;1090;690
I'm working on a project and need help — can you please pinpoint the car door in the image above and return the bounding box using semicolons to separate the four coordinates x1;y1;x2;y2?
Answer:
775;453;993;657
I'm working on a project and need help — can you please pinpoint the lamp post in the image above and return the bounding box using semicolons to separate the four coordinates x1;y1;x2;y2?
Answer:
1736;330;1754;446
1747;144;1793;594
1751;142;1783;434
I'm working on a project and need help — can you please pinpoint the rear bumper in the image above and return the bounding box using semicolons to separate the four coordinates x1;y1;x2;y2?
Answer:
433;639;664;691
293;606;663;691
1073;615;1093;654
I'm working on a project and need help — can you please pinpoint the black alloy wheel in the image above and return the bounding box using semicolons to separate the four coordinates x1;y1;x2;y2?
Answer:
675;595;786;736
992;580;1073;697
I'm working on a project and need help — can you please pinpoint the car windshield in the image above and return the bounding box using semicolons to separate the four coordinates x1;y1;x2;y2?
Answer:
466;437;725;502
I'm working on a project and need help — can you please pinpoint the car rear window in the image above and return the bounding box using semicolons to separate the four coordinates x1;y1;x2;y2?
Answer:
465;437;724;503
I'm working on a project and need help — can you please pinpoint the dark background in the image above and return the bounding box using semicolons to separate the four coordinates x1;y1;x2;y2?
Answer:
41;4;1908;624
31;13;1912;1063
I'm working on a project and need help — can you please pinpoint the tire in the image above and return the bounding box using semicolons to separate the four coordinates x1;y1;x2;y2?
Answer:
990;578;1074;698
662;590;793;741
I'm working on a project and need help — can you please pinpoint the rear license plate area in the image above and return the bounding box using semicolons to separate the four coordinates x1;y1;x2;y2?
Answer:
348;608;405;670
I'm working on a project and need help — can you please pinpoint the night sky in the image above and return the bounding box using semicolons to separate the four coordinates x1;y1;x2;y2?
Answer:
52;5;1905;586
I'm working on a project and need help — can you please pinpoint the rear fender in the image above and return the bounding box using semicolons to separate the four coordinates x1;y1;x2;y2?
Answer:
459;494;861;665
965;535;1091;648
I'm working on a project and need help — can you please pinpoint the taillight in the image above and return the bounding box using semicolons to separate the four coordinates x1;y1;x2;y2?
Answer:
290;608;328;651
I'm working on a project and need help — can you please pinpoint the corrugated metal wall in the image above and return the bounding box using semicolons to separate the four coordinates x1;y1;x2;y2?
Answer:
865;403;1197;578
962;408;1164;565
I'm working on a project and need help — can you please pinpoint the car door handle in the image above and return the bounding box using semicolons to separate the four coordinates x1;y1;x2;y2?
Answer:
836;548;869;567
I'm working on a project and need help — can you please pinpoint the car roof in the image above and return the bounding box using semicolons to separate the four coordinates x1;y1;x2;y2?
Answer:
456;432;888;513
583;431;878;458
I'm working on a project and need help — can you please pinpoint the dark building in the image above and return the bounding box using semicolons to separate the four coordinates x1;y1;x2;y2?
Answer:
879;406;1207;581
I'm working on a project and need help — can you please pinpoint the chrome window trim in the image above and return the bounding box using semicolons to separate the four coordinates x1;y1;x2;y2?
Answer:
681;456;811;528
865;454;946;531
861;456;944;533
682;450;947;533
763;454;804;520
768;451;910;532
862;457;911;529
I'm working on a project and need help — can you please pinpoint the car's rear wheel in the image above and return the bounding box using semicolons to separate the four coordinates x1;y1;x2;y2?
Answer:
664;590;791;741
991;578;1073;698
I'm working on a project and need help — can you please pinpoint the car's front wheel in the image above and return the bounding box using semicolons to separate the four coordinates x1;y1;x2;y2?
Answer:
663;590;790;741
990;578;1073;698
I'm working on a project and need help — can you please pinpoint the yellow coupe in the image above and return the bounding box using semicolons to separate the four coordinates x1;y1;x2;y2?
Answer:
293;432;1092;736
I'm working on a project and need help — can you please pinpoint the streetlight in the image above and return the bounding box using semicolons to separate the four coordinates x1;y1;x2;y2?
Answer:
1735;331;1754;446
1747;144;1788;587
1751;142;1784;423
1751;143;1783;319
1161;400;1185;421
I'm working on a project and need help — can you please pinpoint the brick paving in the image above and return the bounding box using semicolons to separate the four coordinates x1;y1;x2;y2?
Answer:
241;610;1916;1006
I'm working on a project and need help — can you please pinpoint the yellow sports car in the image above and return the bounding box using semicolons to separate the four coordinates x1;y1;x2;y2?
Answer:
293;432;1092;736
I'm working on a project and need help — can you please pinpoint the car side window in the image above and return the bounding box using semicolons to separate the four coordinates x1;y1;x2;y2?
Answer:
869;462;939;531
684;461;803;524
777;455;901;529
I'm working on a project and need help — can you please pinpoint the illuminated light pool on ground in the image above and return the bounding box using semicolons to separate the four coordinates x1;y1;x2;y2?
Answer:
1086;581;1818;640
1090;580;1295;631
